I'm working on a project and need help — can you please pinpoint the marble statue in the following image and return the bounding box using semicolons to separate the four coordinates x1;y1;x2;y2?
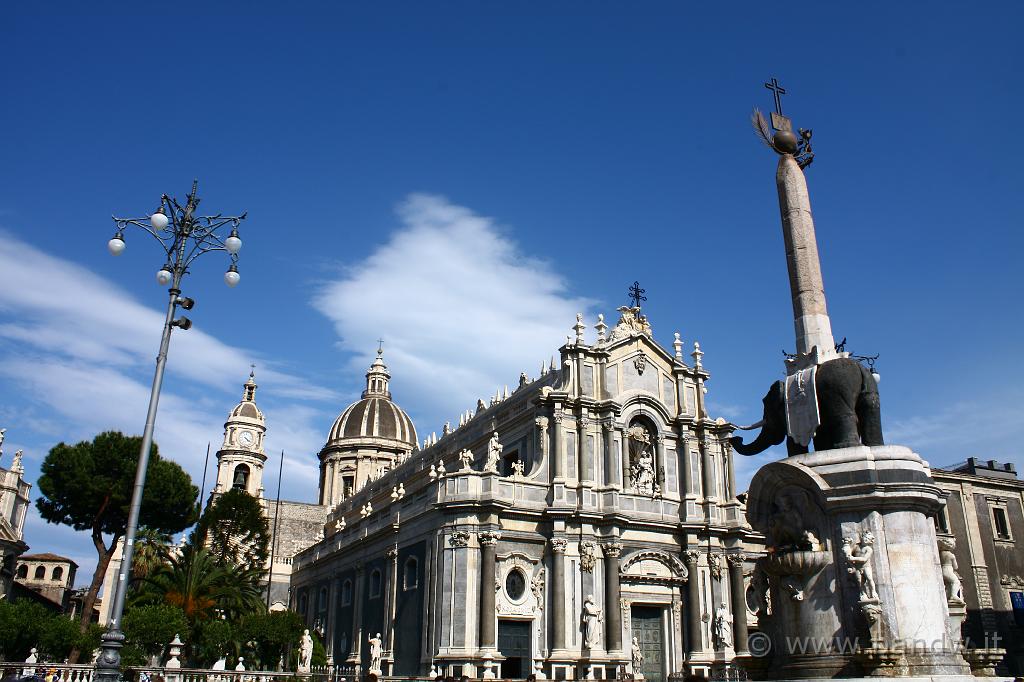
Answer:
511;460;525;478
630;448;656;495
298;629;313;673
843;532;877;600
458;448;474;470
631;636;644;672
938;536;964;602
368;632;384;673
581;594;602;649
485;432;502;473
713;602;734;649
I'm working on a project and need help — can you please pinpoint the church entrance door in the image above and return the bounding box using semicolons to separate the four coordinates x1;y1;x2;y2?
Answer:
497;619;531;678
630;605;665;682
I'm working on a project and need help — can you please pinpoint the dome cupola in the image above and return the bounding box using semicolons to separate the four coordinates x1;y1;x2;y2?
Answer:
318;346;418;506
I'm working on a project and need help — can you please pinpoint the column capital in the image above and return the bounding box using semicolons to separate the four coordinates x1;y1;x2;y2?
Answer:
536;416;549;428
449;531;470;548
479;531;501;547
550;537;569;554
601;420;615;432
726;553;747;568
386;547;399;560
683;550;701;566
602;542;623;558
553;411;565;425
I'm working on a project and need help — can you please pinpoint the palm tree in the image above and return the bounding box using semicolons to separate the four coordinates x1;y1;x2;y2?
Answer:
131;527;172;581
132;543;264;624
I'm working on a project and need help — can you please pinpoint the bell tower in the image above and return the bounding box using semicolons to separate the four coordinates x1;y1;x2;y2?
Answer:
214;370;268;497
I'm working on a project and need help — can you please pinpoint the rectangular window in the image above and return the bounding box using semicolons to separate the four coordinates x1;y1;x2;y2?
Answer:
933;507;950;534
992;506;1011;540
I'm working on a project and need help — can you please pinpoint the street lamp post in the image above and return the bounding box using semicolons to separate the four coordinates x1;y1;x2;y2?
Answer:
95;180;246;682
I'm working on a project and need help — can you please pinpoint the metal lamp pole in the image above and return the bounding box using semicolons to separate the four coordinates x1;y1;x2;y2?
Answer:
95;180;246;682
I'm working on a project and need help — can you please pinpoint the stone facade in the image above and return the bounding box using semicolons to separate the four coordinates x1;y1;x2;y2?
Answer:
290;308;759;681
932;458;1024;675
14;552;77;610
0;431;30;601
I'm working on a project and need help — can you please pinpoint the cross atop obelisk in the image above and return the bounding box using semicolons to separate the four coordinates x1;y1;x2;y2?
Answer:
752;79;837;373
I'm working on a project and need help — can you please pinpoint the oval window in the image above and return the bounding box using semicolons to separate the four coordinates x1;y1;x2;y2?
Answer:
505;569;527;601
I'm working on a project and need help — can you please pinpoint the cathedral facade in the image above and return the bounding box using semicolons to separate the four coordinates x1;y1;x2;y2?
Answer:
288;306;759;681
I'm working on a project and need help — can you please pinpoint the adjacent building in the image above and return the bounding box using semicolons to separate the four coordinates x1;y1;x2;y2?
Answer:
14;552;77;611
932;458;1024;675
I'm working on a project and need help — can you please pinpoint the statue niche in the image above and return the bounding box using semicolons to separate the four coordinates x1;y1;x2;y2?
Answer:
626;419;659;496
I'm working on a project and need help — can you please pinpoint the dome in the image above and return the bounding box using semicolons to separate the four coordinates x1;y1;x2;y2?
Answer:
322;348;418;451
326;396;417;446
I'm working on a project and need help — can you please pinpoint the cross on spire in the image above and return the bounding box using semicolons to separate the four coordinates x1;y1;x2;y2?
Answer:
764;77;787;116
376;338;384;355
628;281;647;308
249;362;256;377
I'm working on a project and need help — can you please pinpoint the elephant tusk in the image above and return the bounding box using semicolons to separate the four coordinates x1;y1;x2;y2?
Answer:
735;419;765;431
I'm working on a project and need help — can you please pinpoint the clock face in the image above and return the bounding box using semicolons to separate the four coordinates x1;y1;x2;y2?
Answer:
239;430;254;446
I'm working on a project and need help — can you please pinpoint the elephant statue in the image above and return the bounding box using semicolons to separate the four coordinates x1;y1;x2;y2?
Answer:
730;357;883;456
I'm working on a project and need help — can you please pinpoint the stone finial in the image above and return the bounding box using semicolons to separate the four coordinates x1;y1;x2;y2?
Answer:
443;422;451;436
550;356;557;371
335;517;346;532
540;361;547;377
574;313;586;344
235;657;246;672
673;332;683;360
477;399;486;414
428;463;438;480
519;372;528;388
391;486;400;501
503;385;510;400
436;460;447;476
595;314;607;343
459;412;466;427
691;341;704;369
397;483;406;498
566;334;572;347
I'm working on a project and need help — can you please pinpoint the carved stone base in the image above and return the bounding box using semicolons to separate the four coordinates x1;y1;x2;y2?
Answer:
963;648;1006;677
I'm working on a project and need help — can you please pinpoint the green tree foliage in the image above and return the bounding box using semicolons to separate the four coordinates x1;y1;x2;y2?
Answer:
0;600;96;661
132;543;264;629
131;527;173;581
192;618;235;668
311;631;327;668
192;488;270;575
35;431;198;639
237;611;304;671
122;604;189;665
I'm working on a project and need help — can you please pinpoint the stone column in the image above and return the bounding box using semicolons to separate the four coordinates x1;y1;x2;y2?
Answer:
385;546;400;666
603;422;618;487
727;555;749;653
776;154;836;360
479;532;501;651
701;443;716;504
603;543;623;654
683;551;703;655
579;417;592;482
350;564;365;664
550;538;568;651
679;434;692;500
552;412;565;479
656;435;667;491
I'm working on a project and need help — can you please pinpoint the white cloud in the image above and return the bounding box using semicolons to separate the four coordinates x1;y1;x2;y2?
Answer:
0;231;336;585
312;194;595;432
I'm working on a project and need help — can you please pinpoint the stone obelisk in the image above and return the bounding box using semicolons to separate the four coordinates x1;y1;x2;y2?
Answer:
756;78;837;373
777;153;836;365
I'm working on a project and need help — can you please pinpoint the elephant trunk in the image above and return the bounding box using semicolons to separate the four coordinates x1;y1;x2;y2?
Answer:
729;420;785;456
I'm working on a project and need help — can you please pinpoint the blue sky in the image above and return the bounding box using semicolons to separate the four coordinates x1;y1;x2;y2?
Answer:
1;3;1022;585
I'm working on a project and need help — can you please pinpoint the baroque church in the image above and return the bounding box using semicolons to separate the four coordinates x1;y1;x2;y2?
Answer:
223;303;760;682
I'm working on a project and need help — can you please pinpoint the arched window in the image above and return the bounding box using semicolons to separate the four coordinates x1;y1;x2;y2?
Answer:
52;566;64;581
232;464;250;491
318;586;329;611
369;569;382;598
17;564;27;579
298;591;308;614
34;566;45;579
403;557;418;591
341;579;353;606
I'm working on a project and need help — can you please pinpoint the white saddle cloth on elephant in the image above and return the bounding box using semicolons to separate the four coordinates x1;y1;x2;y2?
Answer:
785;365;820;447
